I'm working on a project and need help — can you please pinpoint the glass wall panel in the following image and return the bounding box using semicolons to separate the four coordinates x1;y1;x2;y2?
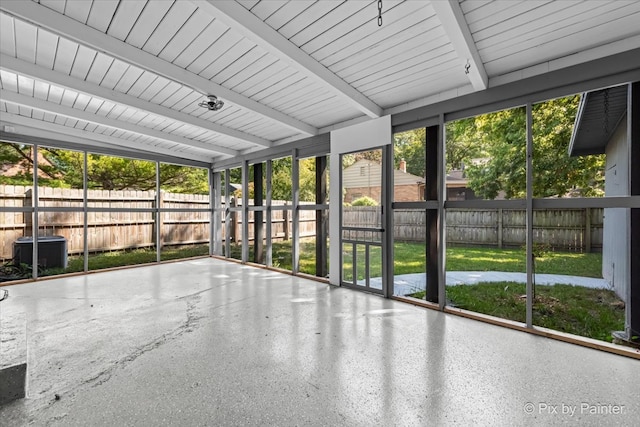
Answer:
270;157;293;270
35;147;85;277
532;209;622;342
159;163;210;261
393;129;426;202
444;107;527;321
0;142;34;281
530;90;626;342
393;209;427;297
160;211;210;261
445;106;526;201
532;94;605;199
227;166;243;261
248;162;266;266
86;153;156;270
296;156;329;277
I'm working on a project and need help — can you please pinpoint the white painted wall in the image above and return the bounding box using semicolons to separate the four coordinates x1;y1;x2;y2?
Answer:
329;116;391;285
603;113;629;300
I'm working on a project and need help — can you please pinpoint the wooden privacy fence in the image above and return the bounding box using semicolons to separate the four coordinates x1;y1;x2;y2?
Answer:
0;185;317;260
1;185;604;260
391;208;603;252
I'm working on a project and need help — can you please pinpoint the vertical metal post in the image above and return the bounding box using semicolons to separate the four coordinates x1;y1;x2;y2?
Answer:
83;151;88;272
266;160;273;267
382;143;394;298
241;161;249;263
526;103;534;328
437;115;447;309
155;162;161;263
629;81;640;339
292;150;300;273
254;162;264;264
209;168;216;256
315;156;328;277
426;124;440;305
32;144;38;280
225;169;231;258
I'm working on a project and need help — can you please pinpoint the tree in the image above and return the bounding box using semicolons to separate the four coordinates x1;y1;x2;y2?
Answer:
0;143;209;193
233;157;318;202
448;95;605;199
393;128;426;177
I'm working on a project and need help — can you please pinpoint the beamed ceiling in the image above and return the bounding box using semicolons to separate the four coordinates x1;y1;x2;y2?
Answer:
1;0;639;164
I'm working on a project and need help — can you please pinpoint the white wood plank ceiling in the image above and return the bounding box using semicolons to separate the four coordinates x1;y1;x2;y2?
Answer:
1;0;639;164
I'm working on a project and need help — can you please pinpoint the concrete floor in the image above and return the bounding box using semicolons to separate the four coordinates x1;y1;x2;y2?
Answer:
0;258;639;426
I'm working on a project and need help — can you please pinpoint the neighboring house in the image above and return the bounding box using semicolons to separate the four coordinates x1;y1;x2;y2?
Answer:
342;159;475;203
569;84;629;300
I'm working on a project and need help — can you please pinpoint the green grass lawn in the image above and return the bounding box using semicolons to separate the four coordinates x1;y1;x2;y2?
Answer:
38;244;210;277
412;282;624;342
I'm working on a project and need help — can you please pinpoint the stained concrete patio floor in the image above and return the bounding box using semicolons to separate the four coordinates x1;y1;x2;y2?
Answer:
0;258;638;426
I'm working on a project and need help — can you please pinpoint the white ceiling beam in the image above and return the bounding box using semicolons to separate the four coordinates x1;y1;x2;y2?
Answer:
194;0;383;118
0;0;318;136
431;0;488;91
1;112;213;163
1;89;239;158
0;54;272;149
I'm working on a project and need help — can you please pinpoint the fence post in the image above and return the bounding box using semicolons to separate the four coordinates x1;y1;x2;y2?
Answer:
585;207;591;253
497;208;503;249
23;188;32;238
230;197;238;243
158;190;164;252
283;204;289;241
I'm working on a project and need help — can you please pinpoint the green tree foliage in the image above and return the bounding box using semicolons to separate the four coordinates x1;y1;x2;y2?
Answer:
393;128;426;177
0;143;209;193
458;96;604;199
463;106;528;199
351;195;378;206
232;157;319;202
531;96;604;197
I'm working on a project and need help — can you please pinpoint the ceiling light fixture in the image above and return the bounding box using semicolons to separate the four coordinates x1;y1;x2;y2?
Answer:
198;95;224;111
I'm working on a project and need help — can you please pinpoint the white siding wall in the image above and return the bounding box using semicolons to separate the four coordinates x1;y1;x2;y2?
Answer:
603;113;629;300
342;159;382;189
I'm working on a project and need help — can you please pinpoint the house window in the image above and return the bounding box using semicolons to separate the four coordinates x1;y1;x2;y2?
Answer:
360;166;366;176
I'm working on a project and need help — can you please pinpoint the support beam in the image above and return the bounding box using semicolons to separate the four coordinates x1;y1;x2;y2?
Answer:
1;90;239;157
431;0;488;91
0;113;211;163
630;81;640;339
196;0;383;118
0;55;272;148
425;125;439;304
241;161;249;263
315;156;328;278
526;103;534;328
0;0;318;136
253;162;264;264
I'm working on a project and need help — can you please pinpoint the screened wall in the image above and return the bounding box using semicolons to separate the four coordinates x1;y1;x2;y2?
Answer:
0;142;211;281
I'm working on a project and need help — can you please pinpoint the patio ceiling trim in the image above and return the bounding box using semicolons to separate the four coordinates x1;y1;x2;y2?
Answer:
195;0;383;118
0;0;318;136
1;113;213;164
0;55;273;150
1;89;239;158
431;0;488;91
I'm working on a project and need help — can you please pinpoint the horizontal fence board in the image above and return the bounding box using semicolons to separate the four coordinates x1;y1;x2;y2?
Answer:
1;185;606;261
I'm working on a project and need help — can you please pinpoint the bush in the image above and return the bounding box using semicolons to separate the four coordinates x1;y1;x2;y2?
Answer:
351;196;378;206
